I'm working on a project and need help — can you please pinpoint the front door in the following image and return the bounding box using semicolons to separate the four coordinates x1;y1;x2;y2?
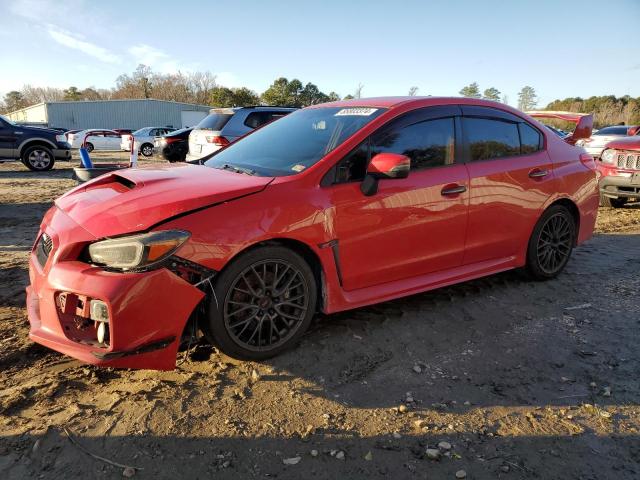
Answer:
327;107;469;291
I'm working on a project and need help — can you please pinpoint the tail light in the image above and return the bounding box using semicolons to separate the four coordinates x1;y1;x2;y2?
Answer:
165;137;181;144
205;135;230;146
580;153;596;170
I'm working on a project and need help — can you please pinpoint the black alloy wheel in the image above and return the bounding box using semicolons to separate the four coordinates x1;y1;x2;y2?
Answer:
205;246;317;360
526;205;575;279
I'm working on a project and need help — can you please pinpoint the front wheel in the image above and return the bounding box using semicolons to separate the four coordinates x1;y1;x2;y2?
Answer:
526;205;576;280
22;145;55;171
204;246;317;360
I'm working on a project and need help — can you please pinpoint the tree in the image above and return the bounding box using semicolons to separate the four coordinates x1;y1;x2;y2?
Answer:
210;86;259;107
408;86;419;96
483;87;501;102
327;92;341;102
63;86;82;101
3;91;26;112
517;86;538;111
343;94;355;100
501;94;509;105
261;78;333;107
459;82;481;98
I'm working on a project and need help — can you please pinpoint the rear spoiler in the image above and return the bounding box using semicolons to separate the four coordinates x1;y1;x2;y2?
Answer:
526;110;593;146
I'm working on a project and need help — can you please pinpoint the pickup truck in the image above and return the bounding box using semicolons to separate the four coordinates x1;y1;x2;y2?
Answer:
0;114;72;171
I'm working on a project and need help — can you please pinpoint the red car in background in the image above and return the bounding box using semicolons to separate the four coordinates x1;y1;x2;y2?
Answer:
597;136;640;207
26;97;599;370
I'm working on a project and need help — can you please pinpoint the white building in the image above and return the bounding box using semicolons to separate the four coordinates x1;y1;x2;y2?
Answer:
6;99;211;130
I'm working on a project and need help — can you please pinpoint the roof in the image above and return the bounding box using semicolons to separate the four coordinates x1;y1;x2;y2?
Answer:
310;96;528;112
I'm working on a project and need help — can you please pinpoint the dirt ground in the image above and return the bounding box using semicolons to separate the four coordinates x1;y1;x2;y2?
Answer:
1;153;639;479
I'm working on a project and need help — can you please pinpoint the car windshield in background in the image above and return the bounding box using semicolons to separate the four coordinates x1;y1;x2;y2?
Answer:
0;114;16;125
204;107;386;176
593;126;627;136
197;111;235;130
133;128;148;135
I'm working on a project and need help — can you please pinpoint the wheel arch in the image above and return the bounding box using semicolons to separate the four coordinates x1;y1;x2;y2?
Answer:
547;197;580;245
18;138;56;157
220;237;327;313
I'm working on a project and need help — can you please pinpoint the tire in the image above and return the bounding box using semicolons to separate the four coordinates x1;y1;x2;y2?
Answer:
204;246;317;361
526;205;576;280
599;194;627;208
140;143;153;157
21;145;55;171
85;143;94;153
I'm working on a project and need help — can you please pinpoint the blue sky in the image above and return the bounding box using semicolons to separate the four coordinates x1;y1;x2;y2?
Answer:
1;0;639;107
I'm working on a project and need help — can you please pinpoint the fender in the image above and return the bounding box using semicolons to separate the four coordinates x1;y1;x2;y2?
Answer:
18;137;58;155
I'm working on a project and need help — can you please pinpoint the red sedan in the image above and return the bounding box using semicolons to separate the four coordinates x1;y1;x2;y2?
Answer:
27;97;599;370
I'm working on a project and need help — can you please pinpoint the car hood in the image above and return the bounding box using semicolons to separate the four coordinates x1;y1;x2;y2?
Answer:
55;164;273;237
605;136;640;151
19;125;61;136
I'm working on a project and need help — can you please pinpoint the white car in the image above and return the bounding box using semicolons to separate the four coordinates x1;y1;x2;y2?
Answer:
576;125;639;159
121;127;176;157
68;129;123;151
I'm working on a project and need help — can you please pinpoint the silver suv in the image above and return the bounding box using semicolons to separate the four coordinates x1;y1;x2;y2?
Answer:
186;106;296;162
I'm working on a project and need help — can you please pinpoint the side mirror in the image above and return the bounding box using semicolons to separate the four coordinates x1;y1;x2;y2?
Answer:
361;153;410;196
367;152;410;179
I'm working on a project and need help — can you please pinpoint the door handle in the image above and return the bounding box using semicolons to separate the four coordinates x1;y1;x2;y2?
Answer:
441;185;467;196
528;168;549;178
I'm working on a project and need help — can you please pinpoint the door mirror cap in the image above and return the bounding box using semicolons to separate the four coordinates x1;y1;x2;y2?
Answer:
367;153;410;179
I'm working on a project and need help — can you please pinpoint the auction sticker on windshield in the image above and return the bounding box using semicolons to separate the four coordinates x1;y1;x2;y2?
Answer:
335;108;378;116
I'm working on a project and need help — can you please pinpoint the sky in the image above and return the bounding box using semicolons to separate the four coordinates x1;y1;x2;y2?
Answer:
1;0;639;107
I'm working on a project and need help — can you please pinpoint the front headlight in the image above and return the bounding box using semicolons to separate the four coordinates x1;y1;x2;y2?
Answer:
601;149;616;164
55;134;67;143
88;230;190;271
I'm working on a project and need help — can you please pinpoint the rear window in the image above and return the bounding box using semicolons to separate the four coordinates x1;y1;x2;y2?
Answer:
197;112;234;130
463;118;520;161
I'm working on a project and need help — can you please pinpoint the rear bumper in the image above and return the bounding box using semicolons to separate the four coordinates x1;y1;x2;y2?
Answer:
600;174;640;199
27;207;204;370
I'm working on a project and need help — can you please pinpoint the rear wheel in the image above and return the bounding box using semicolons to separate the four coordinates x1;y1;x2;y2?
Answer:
22;145;55;171
526;205;576;280
599;194;627;208
204;246;317;360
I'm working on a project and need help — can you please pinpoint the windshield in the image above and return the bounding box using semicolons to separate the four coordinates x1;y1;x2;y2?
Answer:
133;128;149;136
204;107;386;176
0;114;16;126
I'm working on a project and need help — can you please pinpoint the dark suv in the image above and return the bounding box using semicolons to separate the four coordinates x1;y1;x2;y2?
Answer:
0;115;72;171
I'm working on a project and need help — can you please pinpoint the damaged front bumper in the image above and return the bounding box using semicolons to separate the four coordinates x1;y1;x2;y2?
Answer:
26;206;207;370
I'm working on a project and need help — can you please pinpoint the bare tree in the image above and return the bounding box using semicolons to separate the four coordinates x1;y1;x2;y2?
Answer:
408;86;419;96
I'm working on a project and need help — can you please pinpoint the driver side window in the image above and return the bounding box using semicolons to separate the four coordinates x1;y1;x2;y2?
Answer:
331;116;456;184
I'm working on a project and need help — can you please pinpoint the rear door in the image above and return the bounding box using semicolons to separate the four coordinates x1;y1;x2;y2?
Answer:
328;106;470;291
104;131;122;150
461;106;555;265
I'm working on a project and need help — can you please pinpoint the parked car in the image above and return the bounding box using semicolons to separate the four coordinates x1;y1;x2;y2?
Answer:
597;136;640;207
68;129;123;151
0;114;71;171
154;127;193;162
576;124;639;159
186;106;296;162
113;128;133;136
121;127;176;156
26;97;598;370
65;129;82;141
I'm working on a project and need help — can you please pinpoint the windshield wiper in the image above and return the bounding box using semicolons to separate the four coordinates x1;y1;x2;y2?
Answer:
218;163;257;176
